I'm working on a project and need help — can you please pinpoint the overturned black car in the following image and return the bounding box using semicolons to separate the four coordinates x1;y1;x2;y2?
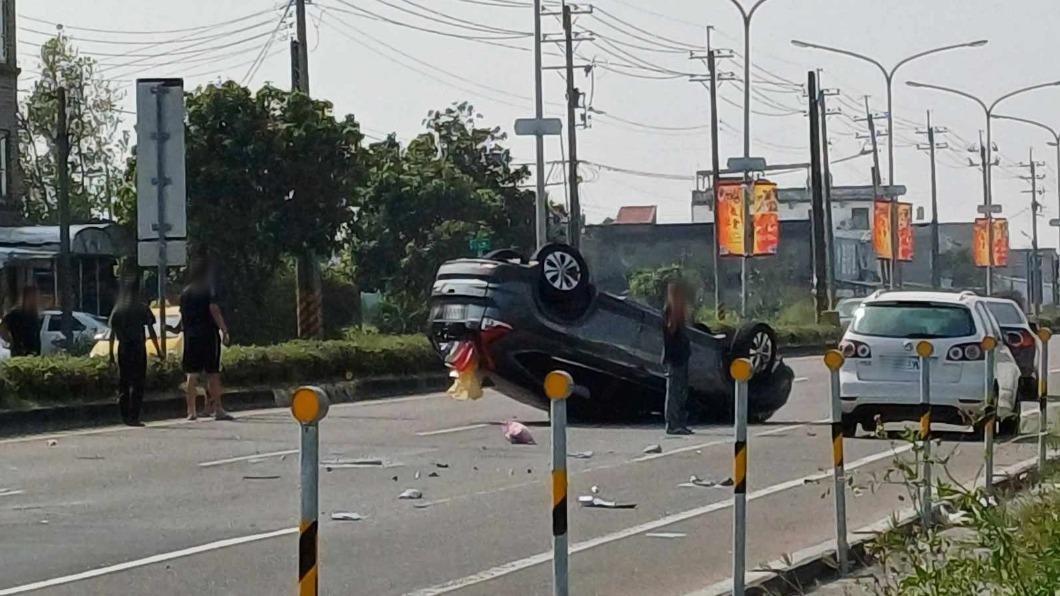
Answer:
428;243;794;422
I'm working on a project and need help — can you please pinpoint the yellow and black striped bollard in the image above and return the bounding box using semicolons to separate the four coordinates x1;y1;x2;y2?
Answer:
823;349;849;574
544;370;573;596
730;358;753;596
916;340;934;528
291;386;330;596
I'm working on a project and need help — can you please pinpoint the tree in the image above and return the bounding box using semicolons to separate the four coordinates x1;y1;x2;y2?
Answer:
349;103;534;332
19;33;127;223
118;82;367;343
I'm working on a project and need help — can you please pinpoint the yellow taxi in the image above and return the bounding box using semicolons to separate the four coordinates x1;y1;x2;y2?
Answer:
89;307;183;359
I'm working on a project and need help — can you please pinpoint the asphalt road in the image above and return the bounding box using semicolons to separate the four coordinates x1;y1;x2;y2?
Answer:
1;345;1058;596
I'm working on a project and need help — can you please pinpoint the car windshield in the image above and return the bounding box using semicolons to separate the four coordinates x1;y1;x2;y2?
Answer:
851;302;976;338
986;302;1026;326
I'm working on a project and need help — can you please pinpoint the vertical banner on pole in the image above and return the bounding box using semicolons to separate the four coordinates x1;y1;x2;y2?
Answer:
544;371;573;596
873;200;893;260
730;358;753;596
917;341;934;528
752;180;780;256
823;350;849;574
717;181;746;257
897;202;914;262
993;219;1010;267
973;218;991;267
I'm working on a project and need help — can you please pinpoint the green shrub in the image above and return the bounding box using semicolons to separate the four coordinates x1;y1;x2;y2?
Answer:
0;333;438;409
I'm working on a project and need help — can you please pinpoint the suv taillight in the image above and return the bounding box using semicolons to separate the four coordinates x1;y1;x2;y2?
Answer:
840;340;871;359
1005;329;1035;349
946;343;984;361
477;318;512;370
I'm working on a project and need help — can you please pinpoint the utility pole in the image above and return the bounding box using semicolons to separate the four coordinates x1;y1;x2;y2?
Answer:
56;86;74;348
808;72;828;322
561;4;581;249
293;0;322;338
1020;148;1046;319
916;111;948;289
976;131;995;295
817;77;839;307
859;97;892;288
708;50;723;317
533;0;547;248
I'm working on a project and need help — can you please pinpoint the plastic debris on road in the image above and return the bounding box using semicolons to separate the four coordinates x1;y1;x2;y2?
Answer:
678;475;733;489
47;440;58;447
578;495;636;509
645;532;686;539
331;512;364;522
428;471;439;478
502;421;536;445
434;462;450;468
568;451;594;459
398;488;423;500
243;475;280;480
642;444;662;454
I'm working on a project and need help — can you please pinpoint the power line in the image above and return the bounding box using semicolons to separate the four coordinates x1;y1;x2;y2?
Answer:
243;1;295;84
17;8;276;36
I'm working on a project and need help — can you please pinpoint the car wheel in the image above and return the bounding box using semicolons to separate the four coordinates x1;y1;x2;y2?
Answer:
997;414;1020;437
841;415;859;438
730;323;778;376
534;243;591;316
484;248;525;264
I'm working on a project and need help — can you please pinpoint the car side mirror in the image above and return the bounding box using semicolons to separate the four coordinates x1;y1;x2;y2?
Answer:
1005;331;1023;347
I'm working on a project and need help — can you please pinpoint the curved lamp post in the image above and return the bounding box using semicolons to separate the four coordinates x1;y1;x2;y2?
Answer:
728;0;777;159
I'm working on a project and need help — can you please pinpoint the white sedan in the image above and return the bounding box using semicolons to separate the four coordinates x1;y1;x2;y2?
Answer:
39;311;110;355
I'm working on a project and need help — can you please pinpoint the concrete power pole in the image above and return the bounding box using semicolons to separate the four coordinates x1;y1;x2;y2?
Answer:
859;97;892;287
817;77;839;307
56;86;74;347
293;0;323;338
561;4;581;249
808;72;828;322
916;111;947;289
1020;149;1046;318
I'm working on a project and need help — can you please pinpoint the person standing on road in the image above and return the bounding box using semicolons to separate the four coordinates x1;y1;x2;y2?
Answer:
108;279;162;426
180;259;233;421
0;286;42;357
663;279;693;435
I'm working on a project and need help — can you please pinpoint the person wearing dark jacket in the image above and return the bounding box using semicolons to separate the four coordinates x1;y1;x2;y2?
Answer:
109;280;162;426
0;286;42;357
662;280;693;435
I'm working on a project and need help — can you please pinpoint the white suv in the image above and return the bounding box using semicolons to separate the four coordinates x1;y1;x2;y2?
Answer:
838;291;1021;436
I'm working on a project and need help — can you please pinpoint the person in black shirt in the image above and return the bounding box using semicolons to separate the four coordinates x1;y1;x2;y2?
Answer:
662;279;693;435
108;280;161;426
0;286;42;357
180;259;232;421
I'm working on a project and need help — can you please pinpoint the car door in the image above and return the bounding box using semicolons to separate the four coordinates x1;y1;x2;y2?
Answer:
39;314;60;355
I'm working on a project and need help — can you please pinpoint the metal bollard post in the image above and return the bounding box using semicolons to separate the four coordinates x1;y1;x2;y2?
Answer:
823;350;849;575
730;358;753;596
982;336;997;495
916;340;934;528
1039;328;1052;473
291;386;330;596
544;370;573;596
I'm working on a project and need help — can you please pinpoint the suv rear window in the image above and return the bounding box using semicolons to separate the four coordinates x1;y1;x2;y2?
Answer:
986;302;1026;326
851;303;976;338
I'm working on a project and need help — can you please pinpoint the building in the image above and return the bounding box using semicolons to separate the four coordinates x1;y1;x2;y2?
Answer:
0;0;19;222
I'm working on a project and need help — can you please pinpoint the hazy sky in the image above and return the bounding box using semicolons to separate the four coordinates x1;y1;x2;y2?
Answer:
16;0;1060;249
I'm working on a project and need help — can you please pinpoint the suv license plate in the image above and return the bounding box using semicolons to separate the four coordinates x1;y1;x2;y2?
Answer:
442;304;466;321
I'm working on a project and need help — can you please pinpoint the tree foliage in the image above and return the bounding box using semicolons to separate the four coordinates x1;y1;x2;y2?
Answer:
18;33;127;223
349;102;534;331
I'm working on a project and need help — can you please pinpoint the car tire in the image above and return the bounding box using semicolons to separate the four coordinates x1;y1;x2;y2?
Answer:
730;323;778;377
534;243;591;317
841;415;859;438
997;414;1020;438
484;248;525;264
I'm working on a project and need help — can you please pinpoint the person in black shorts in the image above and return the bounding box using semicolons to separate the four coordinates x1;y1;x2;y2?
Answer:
179;259;232;421
108;279;161;426
0;286;42;357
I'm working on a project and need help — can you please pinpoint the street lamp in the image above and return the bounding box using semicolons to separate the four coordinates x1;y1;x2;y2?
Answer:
905;79;1060;294
728;0;777;159
993;113;1060;306
790;39;987;186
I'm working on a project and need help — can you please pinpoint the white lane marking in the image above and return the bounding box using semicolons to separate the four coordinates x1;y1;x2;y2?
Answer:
793;377;809;383
197;449;298;468
0;489;24;498
632;424;806;463
645;532;686;539
405;443;915;596
0;527;297;595
1050;368;1060;373
416;423;490;437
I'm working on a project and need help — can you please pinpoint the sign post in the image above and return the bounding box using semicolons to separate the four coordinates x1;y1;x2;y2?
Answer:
136;79;187;358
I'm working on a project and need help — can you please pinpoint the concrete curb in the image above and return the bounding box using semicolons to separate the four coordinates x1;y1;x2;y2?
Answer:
0;371;451;438
691;456;1043;596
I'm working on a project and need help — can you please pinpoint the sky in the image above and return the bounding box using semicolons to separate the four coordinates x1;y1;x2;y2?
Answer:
15;0;1060;250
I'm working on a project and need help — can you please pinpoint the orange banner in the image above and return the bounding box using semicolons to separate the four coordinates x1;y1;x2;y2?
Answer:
716;182;745;256
897;202;914;262
752;181;779;255
973;218;1010;267
873;200;892;260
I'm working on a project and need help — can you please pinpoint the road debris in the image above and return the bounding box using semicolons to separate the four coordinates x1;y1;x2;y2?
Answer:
591;485;600;494
47;440;57;447
398;488;423;500
678;475;733;488
568;451;594;459
428;472;439;478
75;455;104;461
321;458;385;468
414;471;421;480
243;475;280;480
434;462;450;468
502;421;536;445
645;532;686;539
331;512;364;522
578;495;636;509
642;444;662;454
